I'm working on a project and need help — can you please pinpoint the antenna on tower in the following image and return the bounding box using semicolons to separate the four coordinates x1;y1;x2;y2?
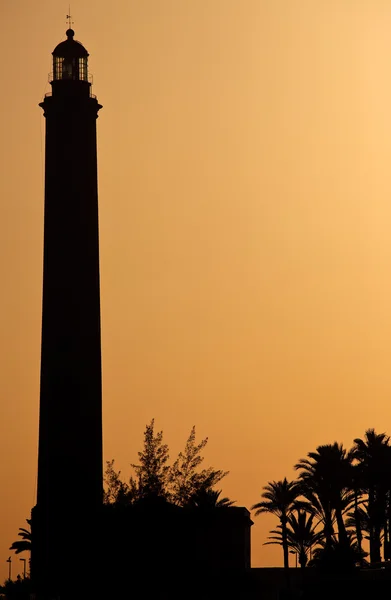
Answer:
66;6;74;29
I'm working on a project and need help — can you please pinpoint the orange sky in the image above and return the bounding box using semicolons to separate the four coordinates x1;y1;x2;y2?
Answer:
2;0;391;581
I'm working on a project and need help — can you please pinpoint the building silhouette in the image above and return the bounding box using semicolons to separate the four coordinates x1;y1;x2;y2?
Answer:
31;28;103;599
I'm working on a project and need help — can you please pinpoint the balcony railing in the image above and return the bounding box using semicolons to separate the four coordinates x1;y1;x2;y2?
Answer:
48;72;93;84
44;88;97;100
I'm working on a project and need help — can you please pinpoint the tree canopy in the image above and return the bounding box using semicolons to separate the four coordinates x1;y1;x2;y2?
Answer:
104;420;231;508
253;428;391;572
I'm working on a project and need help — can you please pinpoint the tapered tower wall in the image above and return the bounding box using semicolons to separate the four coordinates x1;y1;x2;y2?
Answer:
37;92;103;512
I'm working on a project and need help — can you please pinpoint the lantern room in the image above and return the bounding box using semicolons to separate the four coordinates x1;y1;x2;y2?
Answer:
50;29;92;96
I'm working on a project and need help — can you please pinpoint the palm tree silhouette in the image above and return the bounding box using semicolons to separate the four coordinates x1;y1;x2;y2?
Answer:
286;509;323;568
353;428;390;563
345;505;370;543
383;445;391;560
265;508;322;568
9;519;31;576
9;519;31;554
295;443;354;549
252;478;299;572
189;488;235;508
348;462;365;562
309;530;368;570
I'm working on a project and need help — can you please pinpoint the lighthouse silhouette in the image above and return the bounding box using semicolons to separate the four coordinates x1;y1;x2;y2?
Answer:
32;28;103;599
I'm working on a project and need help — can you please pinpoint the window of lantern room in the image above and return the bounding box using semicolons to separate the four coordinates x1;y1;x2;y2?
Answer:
54;56;63;80
62;58;75;80
79;57;88;81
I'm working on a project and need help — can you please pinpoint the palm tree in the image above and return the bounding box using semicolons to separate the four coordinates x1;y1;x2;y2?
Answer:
10;518;32;577
265;509;323;568
383;445;391;560
294;489;334;545
295;443;354;549
286;509;323;568
9;519;31;555
252;478;299;571
345;505;370;543
348;462;366;562
309;531;368;571
353;428;390;563
189;488;235;508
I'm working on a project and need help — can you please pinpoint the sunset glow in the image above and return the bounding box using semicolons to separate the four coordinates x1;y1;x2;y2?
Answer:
2;0;391;581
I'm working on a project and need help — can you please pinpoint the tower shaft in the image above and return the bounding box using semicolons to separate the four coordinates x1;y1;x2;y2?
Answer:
37;94;103;511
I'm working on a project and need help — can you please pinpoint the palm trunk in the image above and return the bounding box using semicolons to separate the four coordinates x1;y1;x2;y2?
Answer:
386;491;391;561
354;489;363;556
335;507;348;548
299;549;307;568
370;488;383;563
373;524;382;563
369;526;375;564
368;487;377;564
281;516;290;589
354;489;363;566
281;518;289;569
383;515;388;561
324;507;334;547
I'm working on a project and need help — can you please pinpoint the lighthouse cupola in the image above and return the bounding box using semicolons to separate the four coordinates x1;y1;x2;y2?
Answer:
50;29;92;97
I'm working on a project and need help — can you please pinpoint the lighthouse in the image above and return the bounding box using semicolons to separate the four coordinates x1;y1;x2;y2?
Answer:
32;28;103;598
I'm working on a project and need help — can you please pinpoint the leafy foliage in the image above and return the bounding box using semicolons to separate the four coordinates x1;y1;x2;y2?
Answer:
168;426;228;506
0;576;32;600
295;443;354;547
253;428;391;572
129;419;170;501
309;533;368;572
264;509;322;568
352;428;391;563
252;479;299;570
187;488;235;509
104;420;231;508
251;479;299;519
9;520;31;555
103;460;134;505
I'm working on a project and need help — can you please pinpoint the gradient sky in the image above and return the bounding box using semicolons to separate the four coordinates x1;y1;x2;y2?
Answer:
2;0;391;581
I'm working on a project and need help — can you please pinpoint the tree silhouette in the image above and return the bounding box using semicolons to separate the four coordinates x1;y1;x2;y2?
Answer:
352;428;390;563
9;519;31;555
104;420;230;508
265;509;322;568
1;575;32;599
131;419;170;501
309;531;368;572
348;462;365;562
345;505;370;544
9;519;32;581
103;459;134;505
286;509;323;568
168;426;228;506
252;478;299;572
295;443;354;549
188;488;235;509
254;429;391;573
383;445;391;560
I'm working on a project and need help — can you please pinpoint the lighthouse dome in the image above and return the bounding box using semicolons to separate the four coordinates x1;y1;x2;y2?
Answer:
53;29;89;58
51;29;89;83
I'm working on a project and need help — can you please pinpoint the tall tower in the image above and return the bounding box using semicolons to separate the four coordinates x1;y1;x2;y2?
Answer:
32;28;103;598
